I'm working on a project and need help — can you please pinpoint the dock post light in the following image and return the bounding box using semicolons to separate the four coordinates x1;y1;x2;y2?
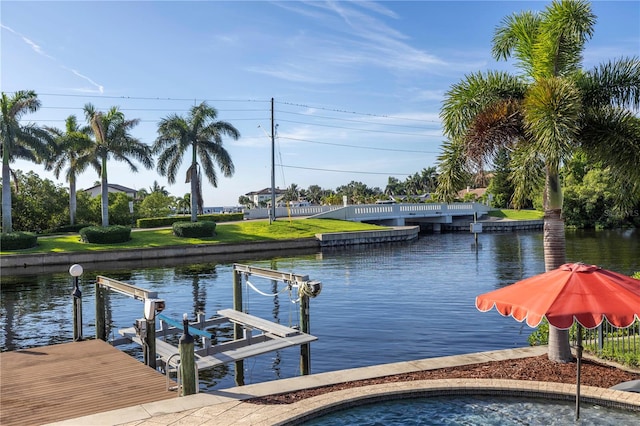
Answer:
69;264;84;341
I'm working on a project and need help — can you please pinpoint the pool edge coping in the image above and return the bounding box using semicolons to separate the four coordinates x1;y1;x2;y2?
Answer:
259;379;640;426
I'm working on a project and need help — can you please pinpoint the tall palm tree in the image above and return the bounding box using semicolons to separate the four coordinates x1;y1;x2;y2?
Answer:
1;90;53;232
436;0;640;362
45;115;93;225
153;102;239;222
83;104;153;227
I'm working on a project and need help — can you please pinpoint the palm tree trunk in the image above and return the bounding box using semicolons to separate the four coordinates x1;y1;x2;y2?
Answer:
69;175;77;226
190;171;198;222
544;169;572;363
101;157;109;227
190;144;198;222
2;153;12;233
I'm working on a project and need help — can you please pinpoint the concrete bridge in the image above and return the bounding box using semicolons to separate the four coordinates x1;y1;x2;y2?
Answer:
244;202;491;231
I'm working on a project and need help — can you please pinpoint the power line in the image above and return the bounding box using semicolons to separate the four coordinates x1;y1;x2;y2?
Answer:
277;100;433;123
276;119;429;137
279;136;440;154
277;164;410;176
276;109;440;130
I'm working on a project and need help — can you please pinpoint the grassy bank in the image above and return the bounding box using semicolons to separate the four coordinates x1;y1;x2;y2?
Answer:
487;209;544;220
1;219;385;255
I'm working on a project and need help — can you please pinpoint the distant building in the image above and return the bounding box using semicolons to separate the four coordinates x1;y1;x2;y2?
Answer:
83;184;137;199
245;187;286;207
457;187;487;200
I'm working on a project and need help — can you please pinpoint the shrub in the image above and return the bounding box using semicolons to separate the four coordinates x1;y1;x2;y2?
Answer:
137;213;242;228
172;221;216;238
0;232;38;250
43;223;94;235
79;225;131;244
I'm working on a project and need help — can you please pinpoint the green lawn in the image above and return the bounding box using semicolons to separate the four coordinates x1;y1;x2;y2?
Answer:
487;209;544;220
2;219;386;255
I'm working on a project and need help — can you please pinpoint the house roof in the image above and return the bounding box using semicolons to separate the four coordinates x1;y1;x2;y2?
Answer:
83;184;137;193
246;187;286;196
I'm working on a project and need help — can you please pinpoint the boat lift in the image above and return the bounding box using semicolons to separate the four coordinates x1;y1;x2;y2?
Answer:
97;263;321;389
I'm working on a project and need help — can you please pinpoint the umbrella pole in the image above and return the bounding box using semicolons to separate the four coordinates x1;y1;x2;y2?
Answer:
575;324;583;421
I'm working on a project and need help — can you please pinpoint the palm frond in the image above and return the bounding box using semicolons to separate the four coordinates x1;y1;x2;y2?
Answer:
434;138;472;202
492;10;540;75
441;71;527;141
523;77;582;166
577;57;640;110
533;0;595;78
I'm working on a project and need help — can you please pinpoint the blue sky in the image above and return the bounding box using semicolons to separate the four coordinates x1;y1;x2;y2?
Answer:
2;1;639;206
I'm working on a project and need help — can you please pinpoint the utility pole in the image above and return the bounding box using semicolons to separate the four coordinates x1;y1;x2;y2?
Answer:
270;97;276;223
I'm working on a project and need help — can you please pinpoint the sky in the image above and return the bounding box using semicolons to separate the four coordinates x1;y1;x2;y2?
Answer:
2;1;639;207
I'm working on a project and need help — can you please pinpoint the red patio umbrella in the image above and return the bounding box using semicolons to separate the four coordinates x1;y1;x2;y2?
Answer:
475;262;640;420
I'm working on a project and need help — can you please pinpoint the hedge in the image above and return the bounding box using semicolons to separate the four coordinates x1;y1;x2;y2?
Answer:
1;232;38;250
172;221;217;238
137;213;243;228
79;225;131;244
43;223;95;235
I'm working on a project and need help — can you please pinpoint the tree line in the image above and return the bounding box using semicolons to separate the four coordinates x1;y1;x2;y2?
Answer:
1;93;238;233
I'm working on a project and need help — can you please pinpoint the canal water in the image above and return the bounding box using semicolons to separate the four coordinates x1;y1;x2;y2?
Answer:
1;229;638;390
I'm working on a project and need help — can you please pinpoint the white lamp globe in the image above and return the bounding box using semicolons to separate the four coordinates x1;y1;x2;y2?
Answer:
69;264;84;277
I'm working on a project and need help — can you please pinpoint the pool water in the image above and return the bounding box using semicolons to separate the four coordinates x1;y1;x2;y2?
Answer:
302;396;639;425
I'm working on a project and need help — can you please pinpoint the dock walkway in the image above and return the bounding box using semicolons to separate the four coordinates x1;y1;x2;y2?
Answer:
0;340;175;426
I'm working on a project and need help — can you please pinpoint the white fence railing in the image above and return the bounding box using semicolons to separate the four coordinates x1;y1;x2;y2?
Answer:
243;203;490;222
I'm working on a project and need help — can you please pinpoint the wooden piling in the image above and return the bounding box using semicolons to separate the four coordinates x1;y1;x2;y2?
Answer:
72;280;83;341
233;269;245;386
146;319;157;370
95;283;106;341
179;315;196;396
300;294;311;375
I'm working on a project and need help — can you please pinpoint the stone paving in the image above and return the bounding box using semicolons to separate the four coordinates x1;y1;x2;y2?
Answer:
46;346;640;426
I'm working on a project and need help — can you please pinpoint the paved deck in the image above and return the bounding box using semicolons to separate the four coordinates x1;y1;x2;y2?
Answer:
0;340;174;426
43;346;640;426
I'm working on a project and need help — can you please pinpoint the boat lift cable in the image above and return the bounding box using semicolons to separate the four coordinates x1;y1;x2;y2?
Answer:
244;278;292;298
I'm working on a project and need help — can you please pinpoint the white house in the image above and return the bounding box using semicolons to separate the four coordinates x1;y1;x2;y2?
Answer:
245;187;286;207
83;184;138;199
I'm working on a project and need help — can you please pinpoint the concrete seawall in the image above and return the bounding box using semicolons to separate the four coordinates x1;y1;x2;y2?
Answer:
1;227;420;274
444;219;544;232
316;226;419;247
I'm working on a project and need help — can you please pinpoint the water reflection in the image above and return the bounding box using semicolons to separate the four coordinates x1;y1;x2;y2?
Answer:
1;230;638;389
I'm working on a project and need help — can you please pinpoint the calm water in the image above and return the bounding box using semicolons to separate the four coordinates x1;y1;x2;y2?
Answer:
1;229;638;390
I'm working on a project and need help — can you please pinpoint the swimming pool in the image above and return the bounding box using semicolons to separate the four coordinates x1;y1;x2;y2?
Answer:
302;395;639;425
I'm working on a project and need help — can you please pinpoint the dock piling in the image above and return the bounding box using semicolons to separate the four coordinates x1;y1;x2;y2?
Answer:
179;313;196;396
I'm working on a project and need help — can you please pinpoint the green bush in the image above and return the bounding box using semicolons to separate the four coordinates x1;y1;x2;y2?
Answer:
79;225;131;244
172;221;216;238
137;213;243;228
0;232;38;250
43;223;94;234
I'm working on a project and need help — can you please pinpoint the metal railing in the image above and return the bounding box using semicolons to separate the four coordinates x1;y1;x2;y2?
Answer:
573;320;640;366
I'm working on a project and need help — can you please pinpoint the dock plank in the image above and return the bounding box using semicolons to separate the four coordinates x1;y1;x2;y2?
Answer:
218;308;299;337
0;339;175;426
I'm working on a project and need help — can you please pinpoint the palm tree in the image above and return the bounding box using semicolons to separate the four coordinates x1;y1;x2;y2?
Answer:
306;185;324;205
45;115;93;225
176;193;191;214
149;180;169;196
153;102;239;222
83;104;153;227
1;90;53;232
283;183;299;203
419;167;438;194
436;0;640;362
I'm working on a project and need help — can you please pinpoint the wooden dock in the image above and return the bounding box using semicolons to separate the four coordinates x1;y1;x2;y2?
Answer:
0;339;175;426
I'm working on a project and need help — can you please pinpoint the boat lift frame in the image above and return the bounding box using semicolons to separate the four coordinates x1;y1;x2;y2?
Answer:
96;264;321;388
